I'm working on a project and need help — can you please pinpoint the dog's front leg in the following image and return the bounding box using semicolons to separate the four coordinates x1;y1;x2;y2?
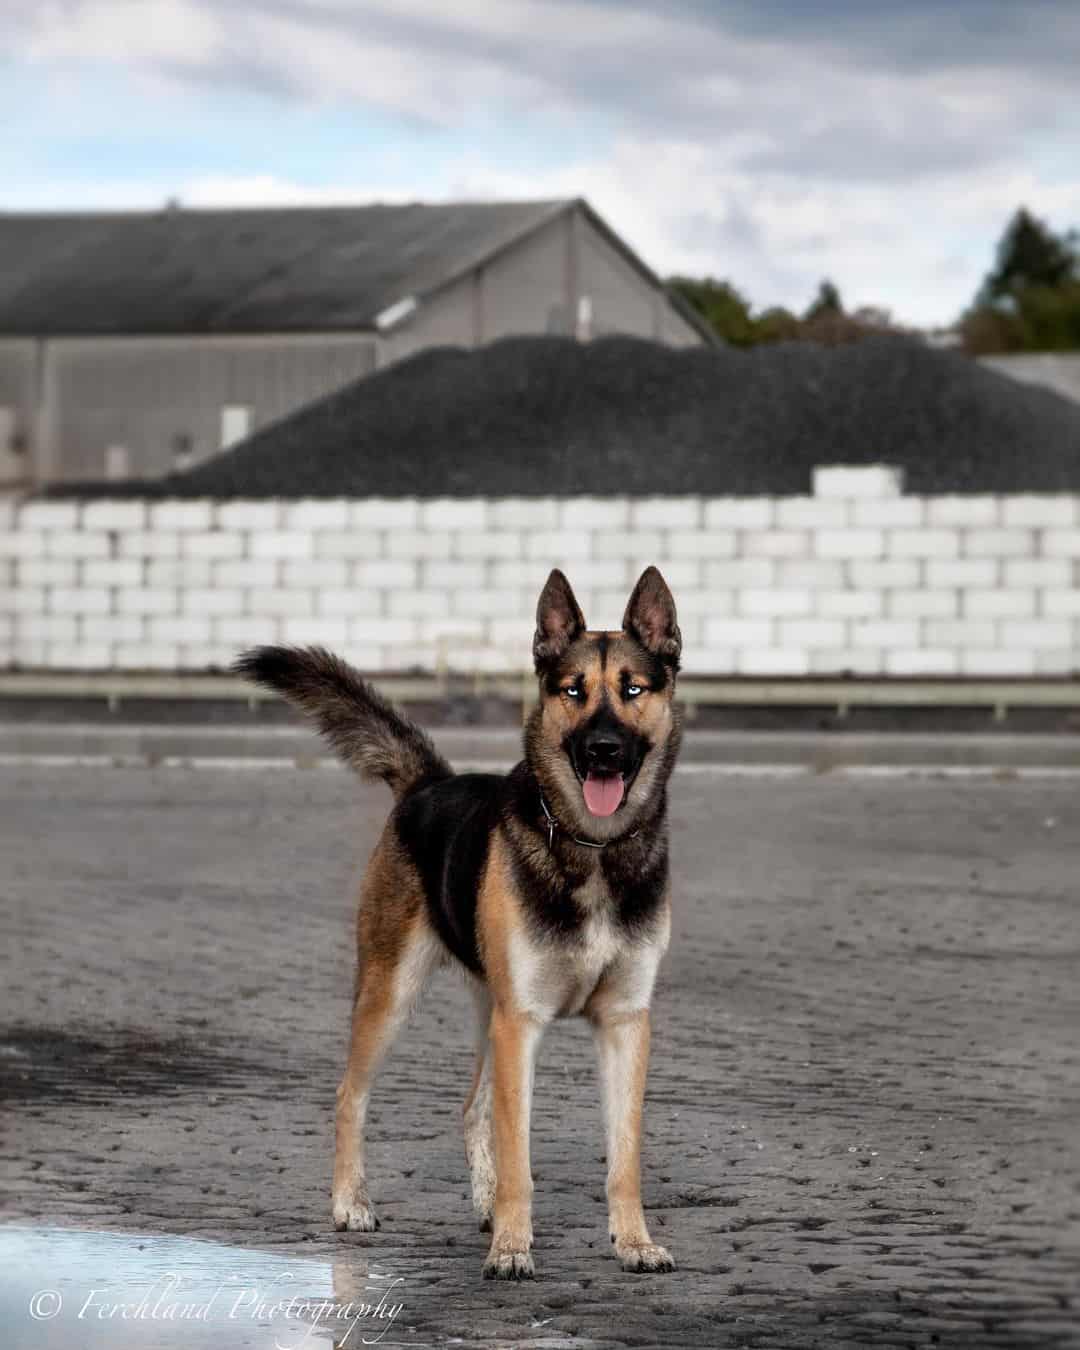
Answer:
464;983;496;1230
592;1009;675;1273
483;1005;543;1279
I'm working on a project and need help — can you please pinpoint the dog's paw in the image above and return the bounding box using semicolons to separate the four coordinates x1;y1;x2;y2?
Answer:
613;1239;675;1273
332;1189;380;1233
482;1246;535;1280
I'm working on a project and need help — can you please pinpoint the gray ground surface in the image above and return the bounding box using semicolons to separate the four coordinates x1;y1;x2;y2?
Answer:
2;764;1079;1348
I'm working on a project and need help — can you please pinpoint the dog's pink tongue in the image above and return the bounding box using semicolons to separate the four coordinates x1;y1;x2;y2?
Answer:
583;771;625;817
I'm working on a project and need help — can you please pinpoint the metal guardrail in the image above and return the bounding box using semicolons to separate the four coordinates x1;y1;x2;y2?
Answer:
1;671;1079;721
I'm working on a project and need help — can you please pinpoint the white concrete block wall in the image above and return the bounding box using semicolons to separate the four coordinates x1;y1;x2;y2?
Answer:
2;468;1079;676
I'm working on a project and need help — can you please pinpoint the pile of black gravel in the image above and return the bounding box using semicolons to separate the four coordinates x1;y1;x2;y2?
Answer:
52;333;1080;498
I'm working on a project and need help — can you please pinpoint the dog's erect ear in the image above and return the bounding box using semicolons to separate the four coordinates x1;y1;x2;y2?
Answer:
534;569;586;670
622;566;682;668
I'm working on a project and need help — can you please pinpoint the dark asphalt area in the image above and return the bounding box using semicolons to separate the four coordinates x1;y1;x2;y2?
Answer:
2;764;1079;1349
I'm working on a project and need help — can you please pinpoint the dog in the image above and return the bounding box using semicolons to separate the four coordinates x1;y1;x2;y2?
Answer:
235;565;683;1280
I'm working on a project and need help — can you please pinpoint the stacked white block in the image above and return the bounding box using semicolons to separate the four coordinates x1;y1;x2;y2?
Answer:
1;467;1079;676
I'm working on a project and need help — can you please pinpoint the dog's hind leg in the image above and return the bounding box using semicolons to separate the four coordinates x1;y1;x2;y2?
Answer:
463;981;496;1230
332;915;441;1232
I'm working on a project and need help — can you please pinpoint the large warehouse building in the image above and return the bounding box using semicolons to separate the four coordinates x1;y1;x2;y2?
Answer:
0;198;710;489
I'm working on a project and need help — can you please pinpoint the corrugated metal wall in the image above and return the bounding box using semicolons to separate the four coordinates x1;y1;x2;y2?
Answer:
483;220;569;340
0;340;37;483
382;210;704;363
380;223;571;365
45;335;378;481
579;224;659;339
578;221;702;347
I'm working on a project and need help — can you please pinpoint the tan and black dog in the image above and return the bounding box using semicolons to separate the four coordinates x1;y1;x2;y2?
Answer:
235;565;683;1280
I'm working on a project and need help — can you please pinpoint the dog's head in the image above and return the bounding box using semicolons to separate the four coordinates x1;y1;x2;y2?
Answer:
527;566;682;838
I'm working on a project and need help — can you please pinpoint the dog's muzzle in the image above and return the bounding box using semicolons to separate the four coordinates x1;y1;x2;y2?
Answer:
570;716;647;818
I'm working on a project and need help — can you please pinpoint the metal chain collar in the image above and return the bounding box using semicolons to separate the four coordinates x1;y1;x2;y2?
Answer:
537;789;641;851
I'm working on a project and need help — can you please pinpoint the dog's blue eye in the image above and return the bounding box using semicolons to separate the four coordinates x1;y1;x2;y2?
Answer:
564;685;582;699
626;684;643;698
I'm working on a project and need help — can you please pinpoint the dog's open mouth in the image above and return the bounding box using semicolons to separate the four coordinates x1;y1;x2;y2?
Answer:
582;770;625;818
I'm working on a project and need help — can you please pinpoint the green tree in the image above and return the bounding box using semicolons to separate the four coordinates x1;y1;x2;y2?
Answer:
959;304;1024;356
980;207;1077;305
668;276;756;346
804;279;843;320
669;274;899;347
1015;283;1080;351
753;306;802;343
962;207;1080;353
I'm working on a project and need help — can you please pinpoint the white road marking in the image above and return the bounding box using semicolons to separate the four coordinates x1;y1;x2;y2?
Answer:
2;754;1080;779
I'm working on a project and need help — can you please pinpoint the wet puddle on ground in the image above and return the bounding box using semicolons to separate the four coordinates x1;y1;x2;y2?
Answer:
1;1226;406;1349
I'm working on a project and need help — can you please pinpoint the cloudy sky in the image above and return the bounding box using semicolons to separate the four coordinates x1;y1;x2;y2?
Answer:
5;0;1080;326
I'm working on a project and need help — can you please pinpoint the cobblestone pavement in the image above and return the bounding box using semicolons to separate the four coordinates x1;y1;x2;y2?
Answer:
2;764;1079;1349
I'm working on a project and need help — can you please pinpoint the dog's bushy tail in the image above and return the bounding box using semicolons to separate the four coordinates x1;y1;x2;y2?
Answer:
233;645;453;799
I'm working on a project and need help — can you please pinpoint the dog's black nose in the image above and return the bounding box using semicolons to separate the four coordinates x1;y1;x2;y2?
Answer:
584;735;623;770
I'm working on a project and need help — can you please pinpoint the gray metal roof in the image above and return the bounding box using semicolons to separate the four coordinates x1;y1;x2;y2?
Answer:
0;200;573;336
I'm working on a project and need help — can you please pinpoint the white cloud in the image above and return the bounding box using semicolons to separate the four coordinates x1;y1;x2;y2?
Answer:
183;174;417;206
25;0;222;68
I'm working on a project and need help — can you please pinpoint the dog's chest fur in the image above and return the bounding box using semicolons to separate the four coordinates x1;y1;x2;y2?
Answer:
510;866;666;1020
